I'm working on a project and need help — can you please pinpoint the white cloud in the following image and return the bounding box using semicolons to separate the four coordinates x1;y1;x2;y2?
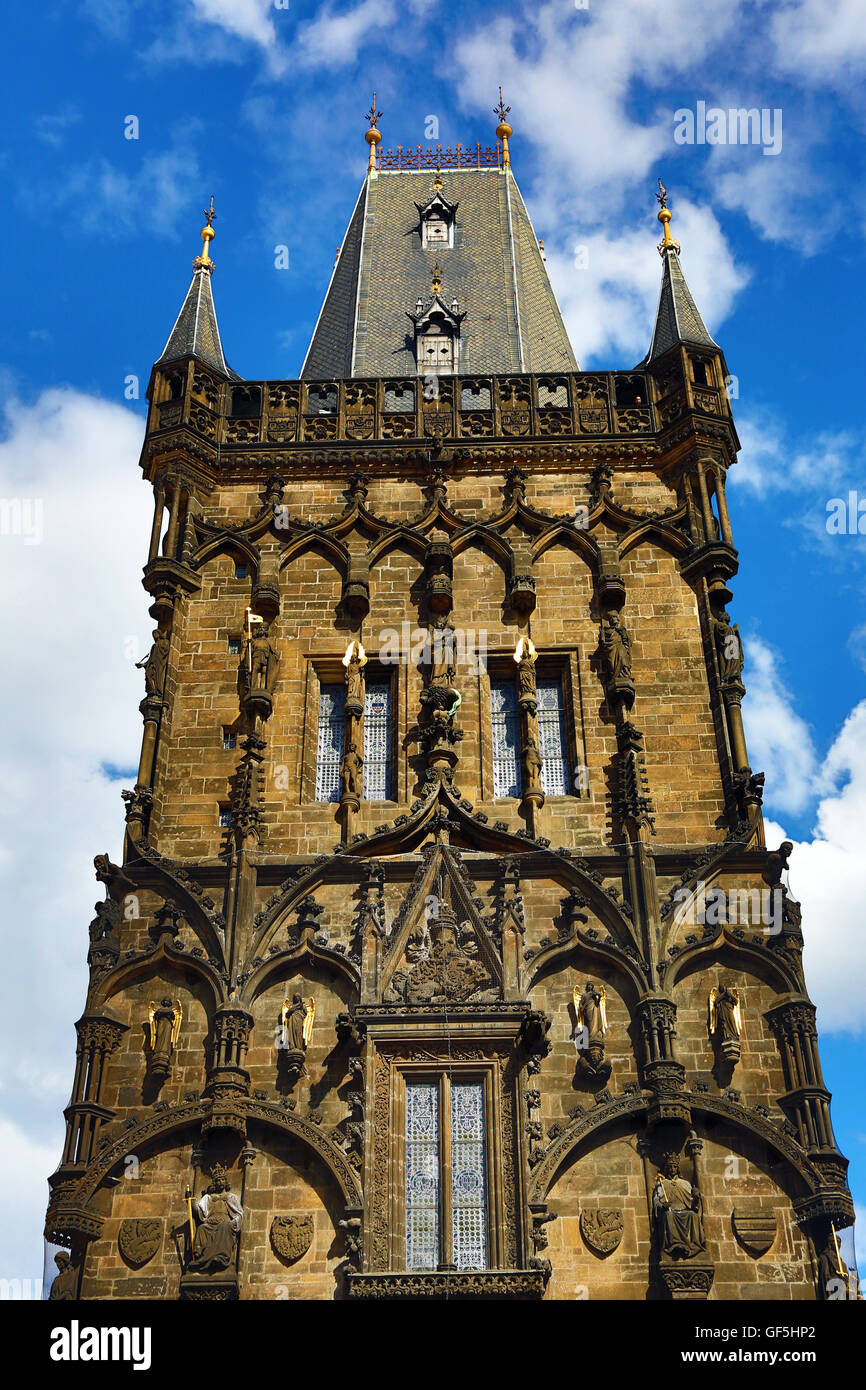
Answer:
771;0;866;84
34;107;83;149
0;388;151;1273
28;136;203;239
191;0;277;49
547;199;747;364
712;135;839;253
741;636;819;815
847;625;866;676
762;702;866;1035
295;0;397;70
732;410;865;499
450;3;750;364
0;1118;64;1285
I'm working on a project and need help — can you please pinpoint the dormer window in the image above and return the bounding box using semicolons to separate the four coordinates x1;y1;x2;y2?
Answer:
409;265;466;379
416;185;458;252
424;214;449;248
419;330;455;375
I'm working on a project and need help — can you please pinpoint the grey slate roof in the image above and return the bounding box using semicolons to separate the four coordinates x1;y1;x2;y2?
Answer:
642;244;718;365
301;168;578;379
157;266;238;378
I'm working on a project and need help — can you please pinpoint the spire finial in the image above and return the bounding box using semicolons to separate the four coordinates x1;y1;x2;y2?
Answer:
365;93;383;176
433;163;443;191
494;86;513;168
193;196;216;274
656;177;680;256
431;262;442;295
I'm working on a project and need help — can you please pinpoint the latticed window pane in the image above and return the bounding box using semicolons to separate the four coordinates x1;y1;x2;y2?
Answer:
406;1083;440;1271
537;676;570;796
491;679;521;798
315;684;345;802
363;681;392;801
450;1082;487;1271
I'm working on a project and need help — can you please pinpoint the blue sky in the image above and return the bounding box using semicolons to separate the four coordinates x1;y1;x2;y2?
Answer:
0;0;864;1287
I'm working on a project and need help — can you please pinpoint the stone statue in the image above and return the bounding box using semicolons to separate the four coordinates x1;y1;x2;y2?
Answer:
88;898;120;943
48;1251;77;1301
429;623;455;687
340;744;363;800
343;642;366;712
186;1165;243;1274
515;639;537;703
521;737;544;798
652;1152;706;1260
708;984;742;1062
599;612;632;683
713;612;743;684
815;1230;848;1300
146;997;182;1079
576;980;607;1048
242;621;280;695
136;629;170;697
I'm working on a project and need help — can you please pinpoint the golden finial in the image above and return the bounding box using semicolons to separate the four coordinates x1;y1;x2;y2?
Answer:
193;196;216;273
334;246;341;265
495;86;513;167
433;164;443;191
431;262;442;295
656;177;680;255
365;93;383;175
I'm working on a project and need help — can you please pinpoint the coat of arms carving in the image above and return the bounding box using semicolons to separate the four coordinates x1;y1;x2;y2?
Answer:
117;1217;163;1268
501;408;530;436
346;409;375;439
731;1207;777;1256
270;1213;314;1265
267;415;298;443
579;1208;624;1256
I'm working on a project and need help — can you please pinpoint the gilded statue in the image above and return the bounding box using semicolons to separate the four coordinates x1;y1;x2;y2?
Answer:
146;997;182;1079
708;983;742;1062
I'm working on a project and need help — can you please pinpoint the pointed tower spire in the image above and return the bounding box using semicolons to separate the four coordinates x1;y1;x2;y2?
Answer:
643;179;718;366
157;199;235;377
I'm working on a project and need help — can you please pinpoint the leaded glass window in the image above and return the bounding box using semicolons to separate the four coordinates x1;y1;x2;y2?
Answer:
405;1083;440;1272
405;1078;488;1272
363;681;392;801
537;676;570;796
315;683;345;802
450;1082;488;1270
491;679;521;798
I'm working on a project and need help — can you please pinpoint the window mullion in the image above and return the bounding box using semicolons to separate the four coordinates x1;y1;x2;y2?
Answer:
439;1073;454;1271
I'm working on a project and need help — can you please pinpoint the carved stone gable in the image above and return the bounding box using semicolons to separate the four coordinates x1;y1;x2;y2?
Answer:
379;844;502;1005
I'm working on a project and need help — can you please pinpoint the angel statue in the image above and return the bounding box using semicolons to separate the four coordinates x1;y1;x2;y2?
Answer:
572;980;611;1083
279;994;315;1082
708;983;742;1063
146;998;182;1079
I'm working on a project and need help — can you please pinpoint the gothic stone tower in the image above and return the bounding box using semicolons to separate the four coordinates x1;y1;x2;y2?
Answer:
45;105;853;1302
